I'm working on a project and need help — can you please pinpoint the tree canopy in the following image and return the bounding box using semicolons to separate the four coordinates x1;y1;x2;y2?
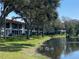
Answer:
0;0;60;38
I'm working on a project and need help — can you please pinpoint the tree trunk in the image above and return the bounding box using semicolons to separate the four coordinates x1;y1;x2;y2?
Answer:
26;29;29;39
4;21;6;39
42;28;44;37
36;27;39;36
30;28;32;36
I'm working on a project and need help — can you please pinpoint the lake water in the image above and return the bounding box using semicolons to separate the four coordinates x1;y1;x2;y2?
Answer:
37;38;79;59
60;41;79;59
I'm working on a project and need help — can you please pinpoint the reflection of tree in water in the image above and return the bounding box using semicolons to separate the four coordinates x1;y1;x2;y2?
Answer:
64;38;79;54
66;37;79;42
37;38;79;59
37;38;65;59
65;44;79;54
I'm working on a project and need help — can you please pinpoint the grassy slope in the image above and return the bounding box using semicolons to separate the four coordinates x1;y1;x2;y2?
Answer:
0;36;51;59
0;35;65;59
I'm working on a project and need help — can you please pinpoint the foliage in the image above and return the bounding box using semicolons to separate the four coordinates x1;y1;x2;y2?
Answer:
0;0;60;38
63;17;79;37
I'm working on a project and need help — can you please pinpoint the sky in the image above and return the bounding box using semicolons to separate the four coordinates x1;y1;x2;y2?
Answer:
6;11;20;19
6;11;24;22
58;0;79;19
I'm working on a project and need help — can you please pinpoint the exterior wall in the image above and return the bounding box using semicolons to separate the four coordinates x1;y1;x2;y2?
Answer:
0;22;26;37
0;20;47;37
1;28;5;37
22;24;25;34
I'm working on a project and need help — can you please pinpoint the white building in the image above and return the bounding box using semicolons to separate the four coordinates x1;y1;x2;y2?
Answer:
0;19;27;37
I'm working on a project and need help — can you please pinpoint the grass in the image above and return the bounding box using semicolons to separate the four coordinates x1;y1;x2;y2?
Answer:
0;36;51;59
49;34;66;38
0;35;65;59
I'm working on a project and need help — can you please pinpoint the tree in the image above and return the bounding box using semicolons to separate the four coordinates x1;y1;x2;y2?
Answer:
0;0;29;38
14;0;60;37
1;0;60;39
62;17;79;39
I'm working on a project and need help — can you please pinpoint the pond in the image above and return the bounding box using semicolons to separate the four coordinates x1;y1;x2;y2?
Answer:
37;38;79;59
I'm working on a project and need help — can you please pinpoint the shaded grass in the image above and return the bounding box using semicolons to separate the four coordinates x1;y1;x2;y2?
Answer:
0;35;65;59
0;35;46;42
0;43;35;52
0;36;51;59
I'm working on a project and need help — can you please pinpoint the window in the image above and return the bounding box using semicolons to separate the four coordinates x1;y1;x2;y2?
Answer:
19;24;22;29
19;30;22;35
12;23;18;29
12;30;18;35
6;23;10;28
12;30;22;35
25;24;27;29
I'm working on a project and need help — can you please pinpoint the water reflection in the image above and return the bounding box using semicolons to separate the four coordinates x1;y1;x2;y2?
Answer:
37;38;79;59
37;38;65;59
61;51;79;59
61;38;79;59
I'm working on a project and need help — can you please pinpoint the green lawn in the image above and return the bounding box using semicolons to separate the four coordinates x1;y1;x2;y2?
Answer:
0;35;65;59
0;36;51;59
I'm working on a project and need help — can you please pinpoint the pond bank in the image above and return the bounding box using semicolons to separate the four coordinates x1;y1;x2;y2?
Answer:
0;35;65;59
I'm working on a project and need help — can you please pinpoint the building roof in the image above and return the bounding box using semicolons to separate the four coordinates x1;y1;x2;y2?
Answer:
6;19;25;24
